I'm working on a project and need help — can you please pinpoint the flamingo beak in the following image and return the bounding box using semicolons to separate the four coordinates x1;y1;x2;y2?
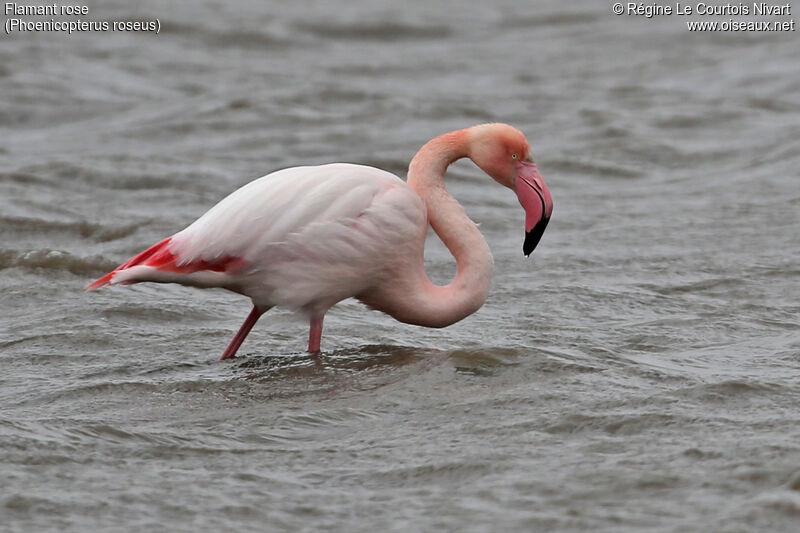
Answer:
514;161;553;257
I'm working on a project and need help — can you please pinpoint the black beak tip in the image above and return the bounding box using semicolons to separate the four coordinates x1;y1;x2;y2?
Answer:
523;240;534;257
522;218;550;257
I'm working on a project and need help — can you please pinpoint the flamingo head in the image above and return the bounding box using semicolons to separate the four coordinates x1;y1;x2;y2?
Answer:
468;124;554;256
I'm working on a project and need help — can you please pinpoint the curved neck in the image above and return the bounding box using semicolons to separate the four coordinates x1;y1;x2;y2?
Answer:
399;129;493;328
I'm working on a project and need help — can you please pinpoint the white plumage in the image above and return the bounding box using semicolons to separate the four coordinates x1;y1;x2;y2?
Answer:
106;164;427;315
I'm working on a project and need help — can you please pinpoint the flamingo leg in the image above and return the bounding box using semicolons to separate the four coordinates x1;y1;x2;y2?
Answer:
219;305;265;360
308;315;324;353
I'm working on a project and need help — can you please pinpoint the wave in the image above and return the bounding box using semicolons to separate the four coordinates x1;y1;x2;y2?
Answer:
0;215;139;242
544;157;643;179
673;379;785;402
501;12;599;28
0;248;116;276
296;21;451;41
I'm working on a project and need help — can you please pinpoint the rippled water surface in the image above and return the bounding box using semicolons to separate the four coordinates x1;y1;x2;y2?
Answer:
2;0;799;531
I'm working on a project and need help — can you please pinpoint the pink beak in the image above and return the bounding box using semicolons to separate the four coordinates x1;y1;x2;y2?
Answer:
514;161;553;256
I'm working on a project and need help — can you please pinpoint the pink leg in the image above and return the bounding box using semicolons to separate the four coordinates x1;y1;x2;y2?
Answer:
308;315;324;354
220;306;265;360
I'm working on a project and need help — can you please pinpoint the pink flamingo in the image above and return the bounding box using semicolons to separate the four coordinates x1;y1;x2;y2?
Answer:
87;124;553;359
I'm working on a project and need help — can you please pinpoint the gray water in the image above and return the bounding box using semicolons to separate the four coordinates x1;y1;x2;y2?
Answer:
2;0;799;531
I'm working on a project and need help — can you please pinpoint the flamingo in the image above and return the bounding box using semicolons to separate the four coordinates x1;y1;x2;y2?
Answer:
87;123;553;359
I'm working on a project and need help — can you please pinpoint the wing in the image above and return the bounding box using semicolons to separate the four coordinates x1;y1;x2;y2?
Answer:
87;163;424;296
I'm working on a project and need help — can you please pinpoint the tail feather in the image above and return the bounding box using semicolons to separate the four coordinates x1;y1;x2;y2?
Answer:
85;237;173;291
85;271;115;291
85;236;245;291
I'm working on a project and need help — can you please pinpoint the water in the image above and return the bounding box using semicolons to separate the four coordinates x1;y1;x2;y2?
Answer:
2;0;799;531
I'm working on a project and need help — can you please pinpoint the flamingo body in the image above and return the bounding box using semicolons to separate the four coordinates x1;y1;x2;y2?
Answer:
88;124;553;358
91;164;426;312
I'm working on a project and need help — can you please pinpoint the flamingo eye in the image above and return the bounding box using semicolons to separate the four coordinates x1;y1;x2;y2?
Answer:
511;153;518;159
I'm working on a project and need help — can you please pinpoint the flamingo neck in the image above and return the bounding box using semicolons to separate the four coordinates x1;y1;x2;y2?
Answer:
399;129;493;328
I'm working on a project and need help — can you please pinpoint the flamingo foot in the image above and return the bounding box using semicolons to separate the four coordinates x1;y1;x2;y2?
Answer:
219;305;265;360
308;315;324;354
